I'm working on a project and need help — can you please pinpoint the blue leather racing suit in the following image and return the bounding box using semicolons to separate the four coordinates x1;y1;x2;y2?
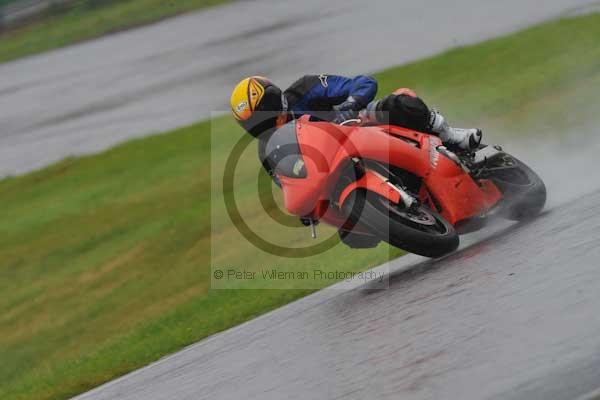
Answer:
283;74;378;120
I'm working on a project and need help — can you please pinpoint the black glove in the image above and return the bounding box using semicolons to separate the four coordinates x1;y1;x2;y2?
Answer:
333;96;363;124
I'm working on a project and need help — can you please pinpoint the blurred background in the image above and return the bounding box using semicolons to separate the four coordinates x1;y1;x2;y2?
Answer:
1;1;599;400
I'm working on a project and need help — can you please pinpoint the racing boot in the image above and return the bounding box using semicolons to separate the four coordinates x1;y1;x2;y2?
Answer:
429;110;482;150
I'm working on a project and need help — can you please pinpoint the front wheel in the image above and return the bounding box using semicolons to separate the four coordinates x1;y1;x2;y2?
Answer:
343;190;459;258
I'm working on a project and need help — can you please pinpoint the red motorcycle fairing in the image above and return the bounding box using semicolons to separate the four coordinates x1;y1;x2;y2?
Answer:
337;169;401;210
276;115;502;227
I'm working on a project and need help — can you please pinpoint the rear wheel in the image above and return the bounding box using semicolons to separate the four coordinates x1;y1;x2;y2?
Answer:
343;190;459;258
487;156;546;221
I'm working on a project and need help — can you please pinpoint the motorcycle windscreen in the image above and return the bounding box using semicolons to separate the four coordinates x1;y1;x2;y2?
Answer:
261;120;307;178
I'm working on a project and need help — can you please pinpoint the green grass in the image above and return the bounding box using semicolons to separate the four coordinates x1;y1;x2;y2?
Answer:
0;0;19;7
1;12;599;400
0;0;229;64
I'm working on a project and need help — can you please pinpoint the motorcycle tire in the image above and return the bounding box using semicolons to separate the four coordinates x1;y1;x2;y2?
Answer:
488;156;546;221
342;190;459;258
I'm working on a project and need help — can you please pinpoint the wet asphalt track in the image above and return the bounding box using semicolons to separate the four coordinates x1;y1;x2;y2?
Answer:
3;0;599;399
0;0;598;176
73;189;600;400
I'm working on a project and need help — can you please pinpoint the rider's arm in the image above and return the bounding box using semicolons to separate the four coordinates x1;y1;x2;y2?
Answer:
333;75;378;107
326;75;378;122
318;75;378;108
285;75;378;112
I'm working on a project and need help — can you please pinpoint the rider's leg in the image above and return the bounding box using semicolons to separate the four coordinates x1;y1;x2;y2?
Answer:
428;110;482;150
365;93;431;131
363;94;482;150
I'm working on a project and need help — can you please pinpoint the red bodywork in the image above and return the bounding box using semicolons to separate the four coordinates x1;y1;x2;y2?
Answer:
277;115;502;230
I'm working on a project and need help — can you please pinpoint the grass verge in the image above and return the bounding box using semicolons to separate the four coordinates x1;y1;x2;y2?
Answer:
1;12;599;400
0;0;228;64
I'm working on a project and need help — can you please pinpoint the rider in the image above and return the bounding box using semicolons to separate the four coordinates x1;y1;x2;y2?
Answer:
229;75;483;248
229;75;483;166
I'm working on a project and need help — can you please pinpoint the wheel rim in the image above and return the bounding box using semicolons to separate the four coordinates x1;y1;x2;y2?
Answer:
381;199;436;225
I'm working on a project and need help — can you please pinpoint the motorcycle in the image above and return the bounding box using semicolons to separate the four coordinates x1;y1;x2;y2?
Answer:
262;113;546;258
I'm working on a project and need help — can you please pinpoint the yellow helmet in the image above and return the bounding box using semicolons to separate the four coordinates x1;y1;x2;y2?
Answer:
230;76;287;137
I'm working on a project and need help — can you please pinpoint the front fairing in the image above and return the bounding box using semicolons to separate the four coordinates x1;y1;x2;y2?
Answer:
263;116;353;217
